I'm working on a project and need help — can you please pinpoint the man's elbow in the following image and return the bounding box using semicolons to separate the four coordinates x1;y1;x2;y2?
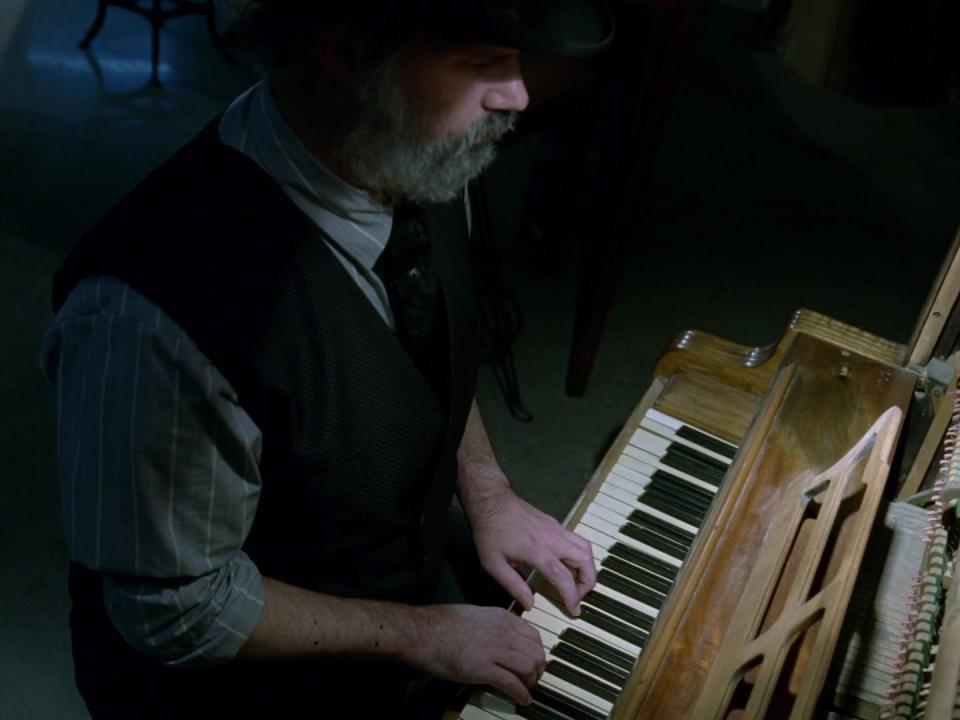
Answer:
100;567;264;667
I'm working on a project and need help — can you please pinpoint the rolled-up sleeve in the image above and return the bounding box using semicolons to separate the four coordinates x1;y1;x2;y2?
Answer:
41;276;266;665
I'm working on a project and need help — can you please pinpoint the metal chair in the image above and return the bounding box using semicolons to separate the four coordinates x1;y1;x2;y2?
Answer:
78;0;228;85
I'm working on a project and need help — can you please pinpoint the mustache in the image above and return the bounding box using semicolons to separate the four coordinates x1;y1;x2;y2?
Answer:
439;111;518;155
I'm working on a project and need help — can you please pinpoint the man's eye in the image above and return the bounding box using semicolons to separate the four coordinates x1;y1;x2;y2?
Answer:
467;55;511;70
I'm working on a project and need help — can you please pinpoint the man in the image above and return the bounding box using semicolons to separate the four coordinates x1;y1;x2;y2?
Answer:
41;1;614;716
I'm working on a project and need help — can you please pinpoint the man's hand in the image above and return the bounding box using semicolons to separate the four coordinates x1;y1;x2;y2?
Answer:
455;400;596;616
241;579;546;705
410;605;547;705
467;483;597;617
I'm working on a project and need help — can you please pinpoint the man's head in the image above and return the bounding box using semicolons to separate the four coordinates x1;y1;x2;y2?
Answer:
334;39;525;205
230;1;613;204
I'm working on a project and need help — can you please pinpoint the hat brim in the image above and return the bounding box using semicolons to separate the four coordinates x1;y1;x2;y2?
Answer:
395;1;614;58
450;0;615;58
311;1;615;58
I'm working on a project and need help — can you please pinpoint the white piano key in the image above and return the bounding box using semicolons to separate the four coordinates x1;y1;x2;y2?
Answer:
609;469;714;523
576;519;680;583
587;506;690;559
472;692;525;720
636;421;733;466
610;461;652;486
576;524;618;554
544;646;623;694
461;702;504;720
538;668;614;715
618;450;717;494
592;489;640;519
528;601;641;657
633;502;699;537
585;540;608;561
463;657;620;720
644;408;683;431
531;623;560;650
599;476;646;503
596;483;700;536
628;429;673;458
518;630;628;713
592;553;672;603
536;591;649;653
580;511;683;569
639;417;683;439
619;444;661;471
591;574;661;620
587;502;629;528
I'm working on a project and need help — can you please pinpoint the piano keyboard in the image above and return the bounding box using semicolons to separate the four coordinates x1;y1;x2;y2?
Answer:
457;408;738;720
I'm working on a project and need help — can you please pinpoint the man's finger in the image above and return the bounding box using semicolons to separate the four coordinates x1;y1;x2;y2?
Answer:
487;556;534;610
488;665;533;706
538;556;581;616
508;620;547;670
562;539;597;596
498;649;541;688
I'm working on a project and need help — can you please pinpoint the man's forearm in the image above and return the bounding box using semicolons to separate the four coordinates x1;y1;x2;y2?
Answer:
456;400;510;513
238;577;427;663
238;577;547;705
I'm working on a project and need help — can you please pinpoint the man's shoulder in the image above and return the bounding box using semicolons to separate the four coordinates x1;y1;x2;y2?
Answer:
111;118;277;223
52;119;304;312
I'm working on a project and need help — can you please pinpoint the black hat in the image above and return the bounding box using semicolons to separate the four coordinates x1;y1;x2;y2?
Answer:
298;0;615;58
235;1;614;68
403;1;615;58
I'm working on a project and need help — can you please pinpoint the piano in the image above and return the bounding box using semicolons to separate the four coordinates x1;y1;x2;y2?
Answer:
447;227;960;720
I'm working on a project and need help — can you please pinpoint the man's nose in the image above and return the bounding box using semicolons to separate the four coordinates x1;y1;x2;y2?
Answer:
483;77;530;112
482;56;530;113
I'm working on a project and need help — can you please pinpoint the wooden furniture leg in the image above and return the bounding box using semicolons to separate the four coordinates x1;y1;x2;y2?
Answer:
565;0;703;397
150;0;162;85
78;0;109;49
77;0;229;85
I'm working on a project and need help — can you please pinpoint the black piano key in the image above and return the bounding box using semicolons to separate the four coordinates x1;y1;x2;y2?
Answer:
668;440;729;474
661;445;726;487
580;606;648;648
620;521;689;560
644;478;706;507
553;642;630;687
601;555;671;599
598;568;669;611
650;470;715;507
583;589;654;633
544;660;619;703
608;542;677;581
645;485;712;527
628;508;696;544
642;486;709;523
517;702;573;720
531;685;608;720
560;628;635;672
647;472;714;510
639;490;705;528
676;425;737;460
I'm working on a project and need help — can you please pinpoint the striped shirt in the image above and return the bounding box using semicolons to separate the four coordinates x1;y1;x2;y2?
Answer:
40;81;396;666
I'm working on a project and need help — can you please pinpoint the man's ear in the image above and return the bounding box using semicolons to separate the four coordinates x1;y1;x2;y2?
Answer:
313;21;364;91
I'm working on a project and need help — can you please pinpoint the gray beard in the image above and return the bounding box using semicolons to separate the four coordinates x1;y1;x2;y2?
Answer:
335;57;517;206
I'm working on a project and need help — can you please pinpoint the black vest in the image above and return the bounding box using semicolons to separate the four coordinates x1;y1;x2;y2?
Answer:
54;121;479;714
